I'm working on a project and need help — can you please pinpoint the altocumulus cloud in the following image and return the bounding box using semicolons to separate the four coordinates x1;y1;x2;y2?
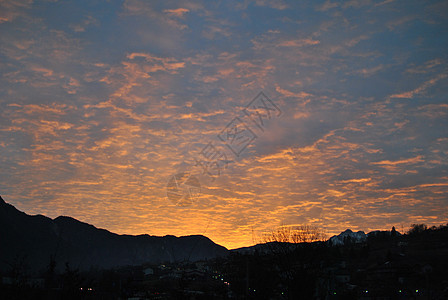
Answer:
0;0;447;249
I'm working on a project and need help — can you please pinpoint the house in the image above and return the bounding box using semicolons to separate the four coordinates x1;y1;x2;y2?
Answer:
143;267;154;276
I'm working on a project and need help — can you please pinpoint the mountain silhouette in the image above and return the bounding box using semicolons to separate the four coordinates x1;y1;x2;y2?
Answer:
0;196;228;272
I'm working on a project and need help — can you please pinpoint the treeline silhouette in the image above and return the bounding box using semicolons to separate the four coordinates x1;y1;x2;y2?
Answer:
222;223;448;299
1;223;447;299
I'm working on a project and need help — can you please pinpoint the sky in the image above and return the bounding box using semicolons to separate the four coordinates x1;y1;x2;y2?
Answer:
0;0;447;249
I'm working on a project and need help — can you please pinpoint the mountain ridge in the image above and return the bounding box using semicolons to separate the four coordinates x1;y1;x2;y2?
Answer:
0;196;228;273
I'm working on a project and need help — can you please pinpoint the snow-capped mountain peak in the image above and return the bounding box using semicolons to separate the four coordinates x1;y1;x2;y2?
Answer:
328;229;367;246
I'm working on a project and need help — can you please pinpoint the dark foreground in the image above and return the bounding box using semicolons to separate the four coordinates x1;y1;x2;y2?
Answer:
1;225;448;299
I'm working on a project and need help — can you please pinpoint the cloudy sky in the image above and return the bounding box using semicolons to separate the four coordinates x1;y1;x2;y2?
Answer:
1;0;447;249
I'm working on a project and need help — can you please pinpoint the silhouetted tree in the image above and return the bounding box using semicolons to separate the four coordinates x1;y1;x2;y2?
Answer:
61;262;82;299
44;255;57;290
258;224;327;298
391;226;397;237
408;223;427;235
262;224;327;245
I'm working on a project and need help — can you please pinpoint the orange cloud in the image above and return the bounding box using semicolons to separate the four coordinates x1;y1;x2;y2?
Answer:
278;39;320;47
339;178;372;183
0;0;32;23
163;8;189;18
390;73;447;99
275;85;311;99
371;155;424;166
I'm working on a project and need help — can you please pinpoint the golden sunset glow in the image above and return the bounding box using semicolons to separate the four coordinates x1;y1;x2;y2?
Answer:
1;0;447;250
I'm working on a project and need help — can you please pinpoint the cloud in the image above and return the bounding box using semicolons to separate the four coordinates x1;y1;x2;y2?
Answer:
387;15;417;30
0;0;32;23
254;0;288;10
99;52;186;104
389;73;448;99
123;0;189;30
406;59;443;74
371;156;424;166
356;64;384;77
275;85;311;99
316;0;339;11
418;103;448;119
278;38;320;47
69;16;98;33
375;0;395;6
163;8;189;18
0;0;447;249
